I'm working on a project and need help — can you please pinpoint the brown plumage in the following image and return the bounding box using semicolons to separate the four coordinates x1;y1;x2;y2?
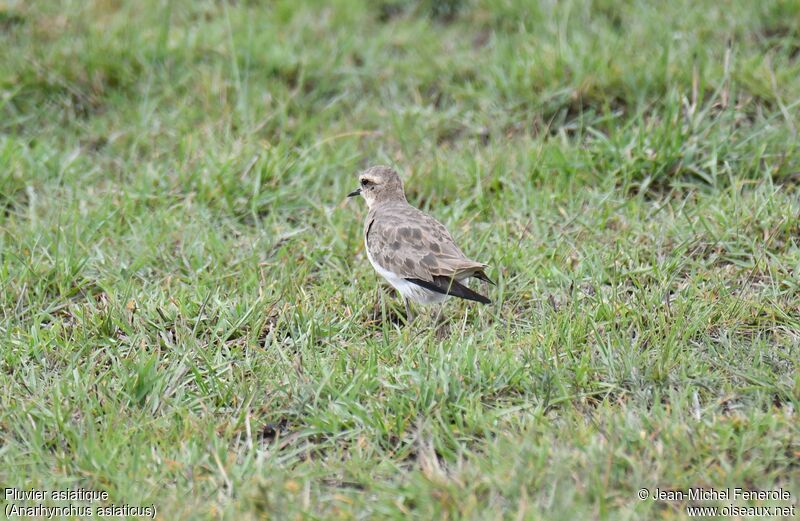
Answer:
348;165;493;321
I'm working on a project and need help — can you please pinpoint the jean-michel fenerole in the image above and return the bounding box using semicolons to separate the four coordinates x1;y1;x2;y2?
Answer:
653;488;791;502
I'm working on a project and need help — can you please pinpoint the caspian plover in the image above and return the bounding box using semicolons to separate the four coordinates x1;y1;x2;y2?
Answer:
348;165;492;322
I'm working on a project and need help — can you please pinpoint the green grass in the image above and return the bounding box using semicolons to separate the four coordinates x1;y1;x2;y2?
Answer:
1;0;799;519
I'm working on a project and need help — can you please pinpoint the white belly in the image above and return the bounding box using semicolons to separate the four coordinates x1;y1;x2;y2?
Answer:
366;248;446;305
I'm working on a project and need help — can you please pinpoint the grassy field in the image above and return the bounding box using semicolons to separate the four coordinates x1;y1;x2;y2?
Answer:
1;0;799;519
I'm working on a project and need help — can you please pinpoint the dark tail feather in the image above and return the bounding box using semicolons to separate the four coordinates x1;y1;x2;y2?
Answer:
473;270;495;285
406;276;491;304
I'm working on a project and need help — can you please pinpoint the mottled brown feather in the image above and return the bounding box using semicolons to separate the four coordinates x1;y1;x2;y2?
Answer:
365;201;487;281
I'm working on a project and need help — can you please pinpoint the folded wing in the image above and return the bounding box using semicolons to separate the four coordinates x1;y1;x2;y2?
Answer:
366;203;492;303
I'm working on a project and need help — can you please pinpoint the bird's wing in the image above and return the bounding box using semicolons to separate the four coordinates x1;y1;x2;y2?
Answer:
406;276;491;303
366;203;487;282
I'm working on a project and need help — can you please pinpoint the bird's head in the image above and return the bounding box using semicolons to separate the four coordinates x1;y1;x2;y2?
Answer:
348;165;406;208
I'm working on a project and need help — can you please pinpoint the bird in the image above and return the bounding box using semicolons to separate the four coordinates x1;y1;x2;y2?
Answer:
348;165;493;322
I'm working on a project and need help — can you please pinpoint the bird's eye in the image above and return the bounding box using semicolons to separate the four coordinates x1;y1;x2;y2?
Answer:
360;178;371;187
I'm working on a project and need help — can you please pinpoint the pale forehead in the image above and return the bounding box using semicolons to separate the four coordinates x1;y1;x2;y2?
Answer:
359;166;397;180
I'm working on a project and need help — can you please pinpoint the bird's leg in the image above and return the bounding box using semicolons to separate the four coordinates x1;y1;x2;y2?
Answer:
431;303;451;339
404;298;415;324
432;302;445;326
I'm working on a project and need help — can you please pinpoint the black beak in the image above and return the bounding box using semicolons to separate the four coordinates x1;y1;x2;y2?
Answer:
347;188;362;198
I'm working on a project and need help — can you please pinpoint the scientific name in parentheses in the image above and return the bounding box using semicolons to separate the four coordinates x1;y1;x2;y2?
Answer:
653;488;791;502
